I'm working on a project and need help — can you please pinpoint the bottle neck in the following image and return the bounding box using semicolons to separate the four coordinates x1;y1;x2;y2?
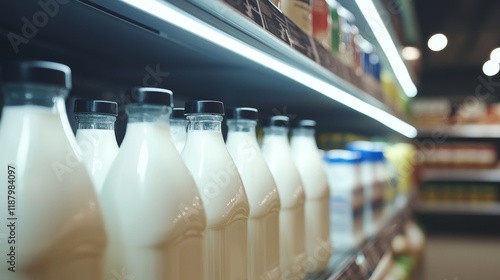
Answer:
126;104;171;124
227;119;257;135
292;127;316;138
170;119;188;127
187;114;223;133
76;114;116;130
2;84;68;113
263;126;289;137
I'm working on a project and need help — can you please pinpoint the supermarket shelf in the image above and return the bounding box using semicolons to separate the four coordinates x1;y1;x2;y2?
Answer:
307;194;415;279
417;202;500;216
0;0;414;138
189;0;387;102
421;167;500;182
417;124;500;138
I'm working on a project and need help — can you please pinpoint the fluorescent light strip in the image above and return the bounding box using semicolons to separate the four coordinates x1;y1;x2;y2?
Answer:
355;0;417;98
122;0;417;138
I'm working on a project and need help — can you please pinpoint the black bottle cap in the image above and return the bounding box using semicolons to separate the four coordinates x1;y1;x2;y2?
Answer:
74;100;118;116
226;107;258;120
295;119;316;128
172;108;185;119
185;100;224;115
1;61;71;89
264;115;289;127
131;87;173;106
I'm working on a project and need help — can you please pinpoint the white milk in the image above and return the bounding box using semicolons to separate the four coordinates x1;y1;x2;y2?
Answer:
281;0;312;35
226;119;281;280
101;103;206;279
0;104;106;280
182;117;249;280
76;129;118;193
291;126;332;273
261;127;306;279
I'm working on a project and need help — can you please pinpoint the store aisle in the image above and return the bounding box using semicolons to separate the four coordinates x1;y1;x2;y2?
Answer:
416;235;500;280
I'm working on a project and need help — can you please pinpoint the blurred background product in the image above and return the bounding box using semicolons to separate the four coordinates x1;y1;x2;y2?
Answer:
280;0;312;35
312;0;332;49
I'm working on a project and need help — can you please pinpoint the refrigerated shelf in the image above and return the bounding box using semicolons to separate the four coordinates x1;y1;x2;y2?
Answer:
306;194;415;279
0;0;416;138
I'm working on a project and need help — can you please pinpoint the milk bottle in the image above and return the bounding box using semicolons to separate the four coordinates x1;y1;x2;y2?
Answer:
101;87;206;280
181;100;249;280
291;120;332;273
226;107;281;280
170;107;187;153
75;99;119;193
0;61;106;279
261;116;306;279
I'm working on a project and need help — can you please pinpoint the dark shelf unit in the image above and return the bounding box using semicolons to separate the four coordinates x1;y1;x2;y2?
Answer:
0;0;415;141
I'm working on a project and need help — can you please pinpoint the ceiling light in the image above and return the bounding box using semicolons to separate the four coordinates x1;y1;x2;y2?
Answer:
402;46;420;60
482;60;499;76
490;48;500;63
427;33;447;51
121;0;418;138
355;0;417;98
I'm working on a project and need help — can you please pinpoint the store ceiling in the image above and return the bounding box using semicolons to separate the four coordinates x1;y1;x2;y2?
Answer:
413;0;500;97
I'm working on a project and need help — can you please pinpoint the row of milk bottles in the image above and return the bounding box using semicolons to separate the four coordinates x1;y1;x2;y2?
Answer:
0;61;331;280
